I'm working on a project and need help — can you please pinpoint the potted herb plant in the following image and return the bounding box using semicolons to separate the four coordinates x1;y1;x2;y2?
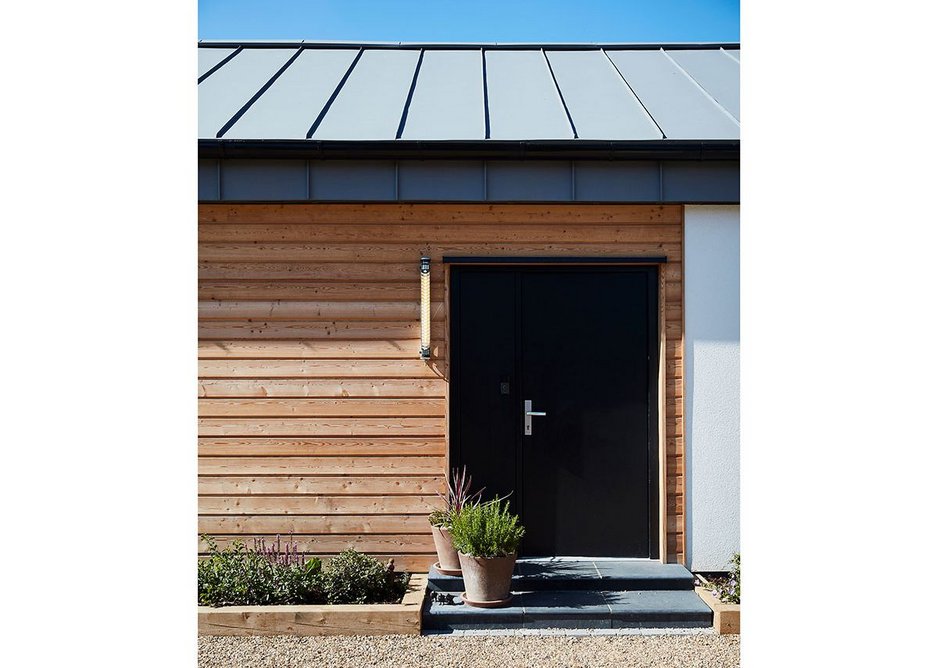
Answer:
448;497;524;607
428;466;483;575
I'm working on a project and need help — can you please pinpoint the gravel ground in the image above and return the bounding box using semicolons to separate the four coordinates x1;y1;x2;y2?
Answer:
198;632;740;668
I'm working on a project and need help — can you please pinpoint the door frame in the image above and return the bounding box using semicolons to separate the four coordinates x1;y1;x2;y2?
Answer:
444;258;668;561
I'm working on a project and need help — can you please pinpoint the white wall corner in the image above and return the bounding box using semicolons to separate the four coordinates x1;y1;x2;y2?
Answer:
684;205;740;572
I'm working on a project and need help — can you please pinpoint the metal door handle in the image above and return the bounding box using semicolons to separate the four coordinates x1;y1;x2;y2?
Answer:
524;400;546;436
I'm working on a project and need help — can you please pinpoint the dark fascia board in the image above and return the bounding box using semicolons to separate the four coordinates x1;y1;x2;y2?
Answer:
197;40;741;50
199;139;740;161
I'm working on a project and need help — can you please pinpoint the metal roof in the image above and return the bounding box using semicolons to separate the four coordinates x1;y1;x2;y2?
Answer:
198;42;740;144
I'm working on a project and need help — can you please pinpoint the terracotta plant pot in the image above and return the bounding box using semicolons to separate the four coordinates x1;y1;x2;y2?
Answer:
430;525;461;573
457;552;517;607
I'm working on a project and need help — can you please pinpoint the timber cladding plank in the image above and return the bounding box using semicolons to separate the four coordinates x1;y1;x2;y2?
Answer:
199;281;438;302
201;534;435;553
198;379;446;398
198;203;683;224
198;417;445;437
199;301;441;321
199;242;681;263
199;515;431;534
198;340;445;360
197;203;685;565
197;438;447;456
199;359;446;378
198;456;445;475
198;223;683;244
198;495;438;515
198;476;446;496
199;321;446;340
198;398;445;417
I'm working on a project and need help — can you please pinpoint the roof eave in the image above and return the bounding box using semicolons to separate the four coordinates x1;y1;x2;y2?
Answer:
197;40;741;50
198;139;740;161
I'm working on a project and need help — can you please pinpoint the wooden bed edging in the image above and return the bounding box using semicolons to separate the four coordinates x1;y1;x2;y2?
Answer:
694;586;740;634
198;573;427;636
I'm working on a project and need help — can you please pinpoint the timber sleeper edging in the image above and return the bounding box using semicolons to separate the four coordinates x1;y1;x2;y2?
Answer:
694;585;740;634
198;573;427;636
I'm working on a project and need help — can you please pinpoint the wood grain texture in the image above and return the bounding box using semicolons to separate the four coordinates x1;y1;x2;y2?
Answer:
198;203;685;567
198;379;446;398
198;476;445;496
695;587;740;634
198;574;427;637
198;203;682;224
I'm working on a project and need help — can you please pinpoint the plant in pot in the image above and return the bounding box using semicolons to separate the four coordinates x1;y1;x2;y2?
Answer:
448;497;524;608
428;466;484;575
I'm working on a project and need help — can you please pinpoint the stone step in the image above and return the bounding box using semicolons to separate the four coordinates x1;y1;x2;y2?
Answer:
423;589;713;631
429;560;696;593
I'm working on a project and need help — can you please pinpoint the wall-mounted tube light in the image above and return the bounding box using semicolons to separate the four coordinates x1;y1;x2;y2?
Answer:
419;256;431;360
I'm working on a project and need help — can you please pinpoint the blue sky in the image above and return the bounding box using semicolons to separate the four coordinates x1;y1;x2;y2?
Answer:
198;1;739;43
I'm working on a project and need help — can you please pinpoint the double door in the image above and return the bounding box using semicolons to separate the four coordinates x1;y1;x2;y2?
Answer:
449;265;659;558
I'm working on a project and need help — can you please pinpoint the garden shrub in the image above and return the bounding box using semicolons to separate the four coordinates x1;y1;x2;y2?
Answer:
197;538;407;607
448;498;524;558
710;552;741;604
198;537;323;607
321;548;408;604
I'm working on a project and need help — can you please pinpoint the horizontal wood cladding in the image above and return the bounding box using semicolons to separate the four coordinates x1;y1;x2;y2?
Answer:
199;204;682;224
199;203;685;567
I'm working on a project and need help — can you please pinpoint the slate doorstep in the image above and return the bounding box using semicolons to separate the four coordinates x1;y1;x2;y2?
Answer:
424;589;713;631
694;586;740;634
429;561;695;593
198;573;427;636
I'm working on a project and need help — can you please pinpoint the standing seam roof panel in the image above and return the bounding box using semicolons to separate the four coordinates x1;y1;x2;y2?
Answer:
401;50;485;140
223;49;360;140
198;47;236;78
198;48;297;138
312;49;421;140
666;49;740;121
485;50;574;140
606;50;739;140
545;50;662;140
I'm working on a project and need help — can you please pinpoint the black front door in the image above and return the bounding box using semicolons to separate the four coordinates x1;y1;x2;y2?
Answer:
450;266;659;558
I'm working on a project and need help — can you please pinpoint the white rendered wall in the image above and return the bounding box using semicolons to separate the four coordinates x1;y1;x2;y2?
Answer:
684;205;740;571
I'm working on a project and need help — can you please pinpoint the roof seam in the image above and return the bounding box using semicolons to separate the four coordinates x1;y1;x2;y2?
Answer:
481;50;491;140
306;48;365;139
720;47;740;64
542;50;578;140
198;46;242;84
601;49;666;140
215;47;304;138
661;48;739;125
395;49;425;139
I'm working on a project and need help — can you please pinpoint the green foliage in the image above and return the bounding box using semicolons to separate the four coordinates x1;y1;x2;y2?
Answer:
710;552;740;604
321;549;409;604
428;508;451;528
197;536;323;607
448;498;525;558
197;539;408;607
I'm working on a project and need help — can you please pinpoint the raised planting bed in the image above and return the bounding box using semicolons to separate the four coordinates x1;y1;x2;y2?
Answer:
199;573;427;636
694;573;740;634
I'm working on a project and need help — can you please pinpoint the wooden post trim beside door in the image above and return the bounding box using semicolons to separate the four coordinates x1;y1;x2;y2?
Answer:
658;263;669;562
